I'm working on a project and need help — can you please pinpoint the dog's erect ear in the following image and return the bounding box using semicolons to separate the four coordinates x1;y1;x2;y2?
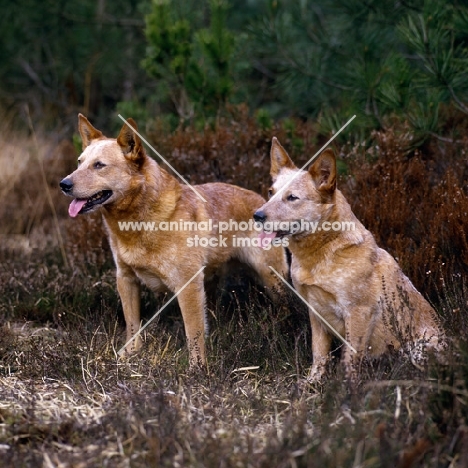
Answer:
117;118;145;164
270;137;296;179
78;114;103;150
308;148;336;194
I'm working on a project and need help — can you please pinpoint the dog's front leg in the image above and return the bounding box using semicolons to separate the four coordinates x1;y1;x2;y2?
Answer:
308;315;332;382
117;269;142;354
342;311;371;382
177;278;206;368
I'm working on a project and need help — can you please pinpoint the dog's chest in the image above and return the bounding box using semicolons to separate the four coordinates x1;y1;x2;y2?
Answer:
291;261;352;319
110;235;170;290
126;258;168;292
134;267;165;291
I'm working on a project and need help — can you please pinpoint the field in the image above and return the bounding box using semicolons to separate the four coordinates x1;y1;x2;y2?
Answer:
0;113;467;467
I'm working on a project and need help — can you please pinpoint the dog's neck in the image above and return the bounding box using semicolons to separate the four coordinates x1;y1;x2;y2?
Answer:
102;156;181;224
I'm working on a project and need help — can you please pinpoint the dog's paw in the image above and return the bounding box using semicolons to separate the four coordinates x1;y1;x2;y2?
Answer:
307;364;326;383
118;335;143;359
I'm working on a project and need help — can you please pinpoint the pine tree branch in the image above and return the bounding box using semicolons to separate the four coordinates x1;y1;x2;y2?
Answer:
448;85;468;115
275;43;352;91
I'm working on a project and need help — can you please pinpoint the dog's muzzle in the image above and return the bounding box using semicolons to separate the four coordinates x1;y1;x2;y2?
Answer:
60;178;73;194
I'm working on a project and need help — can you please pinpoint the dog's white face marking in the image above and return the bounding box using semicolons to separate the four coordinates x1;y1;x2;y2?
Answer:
77;140;121;168
271;168;305;197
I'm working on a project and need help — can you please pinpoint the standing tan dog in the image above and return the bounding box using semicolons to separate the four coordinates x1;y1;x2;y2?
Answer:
60;115;287;367
254;138;443;380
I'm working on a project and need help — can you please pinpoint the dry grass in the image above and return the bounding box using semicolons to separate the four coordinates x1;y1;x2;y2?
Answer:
0;119;75;242
0;112;468;466
0;283;467;467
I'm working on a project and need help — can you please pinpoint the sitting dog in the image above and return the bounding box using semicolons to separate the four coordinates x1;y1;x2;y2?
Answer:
254;138;443;380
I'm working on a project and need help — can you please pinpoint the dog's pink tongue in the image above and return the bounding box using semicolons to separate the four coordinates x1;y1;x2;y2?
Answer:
258;231;277;249
68;199;87;218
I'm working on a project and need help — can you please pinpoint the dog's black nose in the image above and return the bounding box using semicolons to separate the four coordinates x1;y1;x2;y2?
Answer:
60;178;73;193
253;210;267;223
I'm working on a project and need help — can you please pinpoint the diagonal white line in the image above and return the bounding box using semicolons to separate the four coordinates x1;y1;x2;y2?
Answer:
118;114;207;203
270;114;356;202
268;266;357;354
117;266;206;356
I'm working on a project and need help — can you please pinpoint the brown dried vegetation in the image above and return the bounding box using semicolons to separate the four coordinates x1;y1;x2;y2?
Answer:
0;111;467;466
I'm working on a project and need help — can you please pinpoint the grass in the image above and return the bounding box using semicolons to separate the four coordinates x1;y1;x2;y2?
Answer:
1;273;467;467
0;113;467;466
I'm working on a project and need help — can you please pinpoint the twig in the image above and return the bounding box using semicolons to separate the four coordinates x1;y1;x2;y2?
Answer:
364;379;468;397
395;385;402;419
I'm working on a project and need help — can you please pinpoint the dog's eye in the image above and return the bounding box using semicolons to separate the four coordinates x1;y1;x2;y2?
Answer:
94;161;106;169
287;194;299;201
77;159;81;167
268;189;273;199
